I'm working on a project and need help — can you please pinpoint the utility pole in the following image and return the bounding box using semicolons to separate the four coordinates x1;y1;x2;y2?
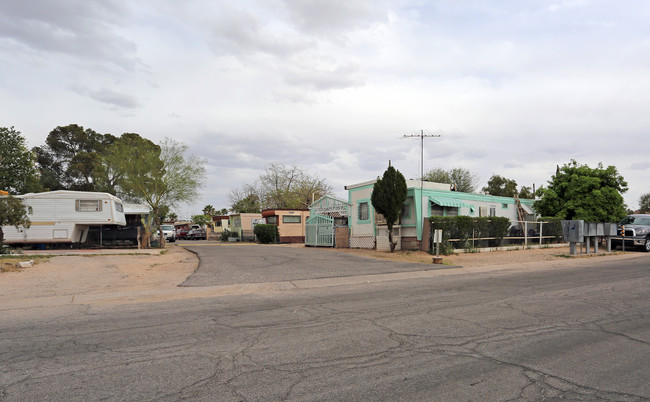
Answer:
403;130;441;190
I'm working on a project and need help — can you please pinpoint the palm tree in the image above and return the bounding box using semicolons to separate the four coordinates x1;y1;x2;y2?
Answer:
202;204;216;216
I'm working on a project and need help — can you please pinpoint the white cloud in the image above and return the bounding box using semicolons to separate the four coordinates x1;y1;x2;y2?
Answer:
208;5;311;58
0;0;138;70
70;85;141;109
283;0;387;37
1;0;649;213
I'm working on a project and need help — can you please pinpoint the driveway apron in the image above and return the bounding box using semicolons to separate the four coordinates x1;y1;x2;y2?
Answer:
179;243;441;287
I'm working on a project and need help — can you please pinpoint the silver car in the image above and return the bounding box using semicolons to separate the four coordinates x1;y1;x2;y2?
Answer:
161;224;176;242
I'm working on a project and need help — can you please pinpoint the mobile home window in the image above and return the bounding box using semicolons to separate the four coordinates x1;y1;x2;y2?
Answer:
489;206;496;217
431;204;444;216
358;202;369;221
115;202;123;213
76;199;102;212
282;215;301;224
446;207;459;216
266;216;278;225
401;203;411;219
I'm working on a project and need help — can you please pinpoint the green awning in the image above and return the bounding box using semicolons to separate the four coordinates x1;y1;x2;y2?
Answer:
429;196;469;208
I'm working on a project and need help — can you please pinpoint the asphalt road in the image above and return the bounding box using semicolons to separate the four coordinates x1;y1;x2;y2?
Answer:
179;243;450;287
0;252;648;401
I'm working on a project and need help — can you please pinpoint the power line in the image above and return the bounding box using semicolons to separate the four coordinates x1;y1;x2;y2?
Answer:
403;130;441;190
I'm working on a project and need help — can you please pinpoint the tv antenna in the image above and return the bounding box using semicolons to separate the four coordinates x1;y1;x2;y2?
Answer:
403;130;441;189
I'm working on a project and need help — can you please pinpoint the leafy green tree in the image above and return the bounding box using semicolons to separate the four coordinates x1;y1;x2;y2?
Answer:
157;204;170;224
228;187;262;213
32;124;113;191
518;186;534;199
639;193;650;213
482;175;518;197
286;170;332;208
0;127;41;194
423;167;479;193
167;212;178;222
0;195;31;245
534;160;628;222
92;133;141;195
371;164;407;253
218;208;229;215
192;214;212;227
117;138;206;247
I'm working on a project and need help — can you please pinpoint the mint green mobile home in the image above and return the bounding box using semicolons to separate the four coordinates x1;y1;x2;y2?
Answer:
345;179;535;250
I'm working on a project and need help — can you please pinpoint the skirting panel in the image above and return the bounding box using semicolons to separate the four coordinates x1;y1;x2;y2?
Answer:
349;236;375;249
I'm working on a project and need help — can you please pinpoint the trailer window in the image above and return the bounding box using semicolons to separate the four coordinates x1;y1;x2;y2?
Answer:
76;199;102;212
115;202;123;213
282;215;301;224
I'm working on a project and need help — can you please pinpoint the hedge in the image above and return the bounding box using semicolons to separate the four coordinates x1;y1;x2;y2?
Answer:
428;216;512;254
254;224;279;244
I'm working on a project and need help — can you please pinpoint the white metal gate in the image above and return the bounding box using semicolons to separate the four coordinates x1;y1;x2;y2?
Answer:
305;214;334;247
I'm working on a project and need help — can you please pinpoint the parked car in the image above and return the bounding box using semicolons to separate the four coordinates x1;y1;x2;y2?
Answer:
187;228;207;240
613;214;650;252
176;227;190;240
161;224;176;242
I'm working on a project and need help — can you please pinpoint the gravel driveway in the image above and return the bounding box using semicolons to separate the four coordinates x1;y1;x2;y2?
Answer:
179;243;445;287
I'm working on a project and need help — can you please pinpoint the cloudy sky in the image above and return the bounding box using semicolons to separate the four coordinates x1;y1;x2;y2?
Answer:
1;0;648;217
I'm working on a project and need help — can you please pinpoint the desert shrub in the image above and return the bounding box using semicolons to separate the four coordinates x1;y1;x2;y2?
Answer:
254;224;278;244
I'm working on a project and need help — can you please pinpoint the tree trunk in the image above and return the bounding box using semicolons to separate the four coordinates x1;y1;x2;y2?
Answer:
159;226;165;248
154;211;165;249
387;223;397;253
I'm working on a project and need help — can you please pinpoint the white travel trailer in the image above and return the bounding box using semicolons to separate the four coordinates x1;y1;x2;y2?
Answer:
2;190;126;245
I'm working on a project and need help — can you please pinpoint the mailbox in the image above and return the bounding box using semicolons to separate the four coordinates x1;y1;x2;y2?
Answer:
561;220;584;242
603;223;617;236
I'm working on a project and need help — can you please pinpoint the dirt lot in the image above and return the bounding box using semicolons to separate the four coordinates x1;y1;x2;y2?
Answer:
0;246;196;300
334;245;606;267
